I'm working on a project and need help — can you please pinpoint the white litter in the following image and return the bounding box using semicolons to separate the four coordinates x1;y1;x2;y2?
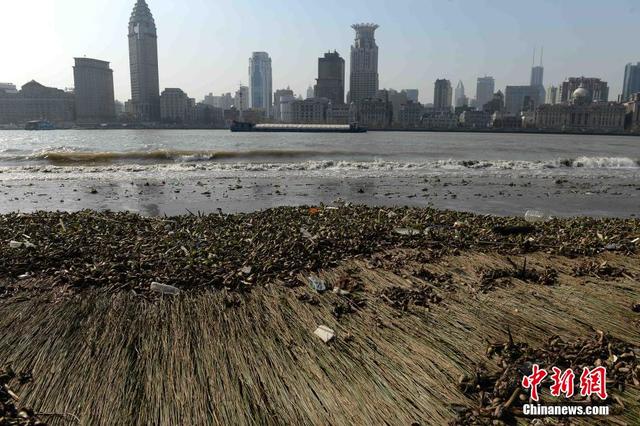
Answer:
150;282;180;295
394;228;421;236
308;275;326;292
10;240;35;249
300;227;313;239
314;325;335;343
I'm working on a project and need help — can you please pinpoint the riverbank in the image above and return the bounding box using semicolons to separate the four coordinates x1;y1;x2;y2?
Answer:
1;206;639;424
1;173;639;218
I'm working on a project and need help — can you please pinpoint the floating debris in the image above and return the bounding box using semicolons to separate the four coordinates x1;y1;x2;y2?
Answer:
573;260;625;279
380;285;442;311
313;325;335;343
0;206;637;296
333;272;363;294
0;366;46;425
477;258;558;292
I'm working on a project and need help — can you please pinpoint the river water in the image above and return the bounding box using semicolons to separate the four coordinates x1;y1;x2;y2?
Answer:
0;130;639;217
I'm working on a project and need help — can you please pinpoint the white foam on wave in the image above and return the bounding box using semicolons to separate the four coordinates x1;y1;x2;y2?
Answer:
569;156;639;168
0;156;638;182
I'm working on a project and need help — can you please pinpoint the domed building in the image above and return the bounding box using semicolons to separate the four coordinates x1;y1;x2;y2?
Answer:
535;84;625;132
571;84;592;105
559;77;609;103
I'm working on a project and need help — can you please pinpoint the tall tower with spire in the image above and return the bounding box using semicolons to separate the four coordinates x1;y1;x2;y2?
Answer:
128;0;160;121
454;80;467;107
349;23;379;103
530;47;544;87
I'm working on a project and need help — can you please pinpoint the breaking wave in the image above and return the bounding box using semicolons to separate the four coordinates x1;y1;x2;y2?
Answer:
17;149;359;164
0;157;638;181
432;157;640;170
0;147;638;171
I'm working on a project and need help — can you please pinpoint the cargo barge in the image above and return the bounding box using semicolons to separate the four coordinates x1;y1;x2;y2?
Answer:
25;120;55;130
230;121;366;133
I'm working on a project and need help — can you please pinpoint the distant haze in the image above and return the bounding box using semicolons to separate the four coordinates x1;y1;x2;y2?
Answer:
2;0;638;103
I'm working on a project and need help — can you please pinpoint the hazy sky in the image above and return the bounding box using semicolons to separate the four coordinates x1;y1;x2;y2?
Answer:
3;0;639;103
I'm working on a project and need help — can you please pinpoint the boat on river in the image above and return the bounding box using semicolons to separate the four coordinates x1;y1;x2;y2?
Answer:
230;121;366;133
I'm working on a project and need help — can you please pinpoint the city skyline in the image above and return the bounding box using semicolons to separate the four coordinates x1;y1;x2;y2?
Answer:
2;0;640;103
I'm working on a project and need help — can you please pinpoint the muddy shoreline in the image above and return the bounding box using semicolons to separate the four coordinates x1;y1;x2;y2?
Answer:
1;174;639;218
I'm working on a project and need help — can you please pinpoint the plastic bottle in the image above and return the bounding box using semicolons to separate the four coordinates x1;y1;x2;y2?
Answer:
524;210;551;223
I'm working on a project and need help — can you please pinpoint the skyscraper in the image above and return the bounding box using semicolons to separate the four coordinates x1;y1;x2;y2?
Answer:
314;51;345;104
476;77;495;110
622;62;640;101
73;58;115;123
530;67;544;87
349;23;379;103
546;86;558;105
530;48;544;87
433;79;453;111
128;0;160;121
454;80;466;107
248;52;273;116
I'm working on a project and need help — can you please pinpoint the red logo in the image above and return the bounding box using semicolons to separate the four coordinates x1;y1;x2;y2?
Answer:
550;367;575;398
522;364;548;402
579;366;608;400
522;366;607;401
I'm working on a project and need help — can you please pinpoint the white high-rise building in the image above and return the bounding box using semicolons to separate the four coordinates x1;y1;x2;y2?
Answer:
248;52;273;117
306;86;315;99
349;23;379;103
476;77;495;110
454;80;466;107
128;0;160;121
